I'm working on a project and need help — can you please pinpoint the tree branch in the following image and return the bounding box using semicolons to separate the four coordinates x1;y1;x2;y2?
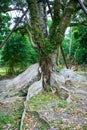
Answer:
60;44;68;69
46;0;53;19
24;17;38;48
0;9;28;49
70;20;87;26
20;6;38;48
0;7;23;13
78;0;87;14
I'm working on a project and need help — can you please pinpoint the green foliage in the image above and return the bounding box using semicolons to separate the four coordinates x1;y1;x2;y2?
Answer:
63;26;87;65
47;19;52;29
0;0;11;44
44;39;56;56
1;33;38;74
0;12;11;44
0;112;14;129
27;41;38;65
0;0;11;9
0;67;7;76
71;26;87;64
56;65;63;72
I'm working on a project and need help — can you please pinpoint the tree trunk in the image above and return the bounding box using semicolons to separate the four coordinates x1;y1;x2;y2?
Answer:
57;45;60;66
69;27;72;68
38;2;47;37
40;57;51;91
26;0;78;91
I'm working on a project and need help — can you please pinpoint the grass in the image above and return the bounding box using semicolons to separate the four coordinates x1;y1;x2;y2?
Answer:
26;91;61;111
0;99;24;130
56;65;63;72
0;112;14;129
0;67;7;76
58;100;67;108
26;91;67;111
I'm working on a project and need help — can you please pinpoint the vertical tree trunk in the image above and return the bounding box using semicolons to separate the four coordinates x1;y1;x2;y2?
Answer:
69;27;72;68
38;2;47;37
57;45;60;66
40;57;51;90
26;0;50;91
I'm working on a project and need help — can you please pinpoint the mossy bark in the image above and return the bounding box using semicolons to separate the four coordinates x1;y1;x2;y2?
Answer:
26;0;51;90
26;0;78;91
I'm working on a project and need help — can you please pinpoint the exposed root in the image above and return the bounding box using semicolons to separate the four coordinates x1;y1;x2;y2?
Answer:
20;78;43;130
26;110;50;128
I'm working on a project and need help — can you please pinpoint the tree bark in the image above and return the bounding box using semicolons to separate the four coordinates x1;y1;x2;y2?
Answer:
40;57;51;91
78;0;87;14
38;2;47;37
57;45;60;66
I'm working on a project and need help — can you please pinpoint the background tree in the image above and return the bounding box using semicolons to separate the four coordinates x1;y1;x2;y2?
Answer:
0;8;11;44
62;25;87;67
71;26;87;65
1;33;38;74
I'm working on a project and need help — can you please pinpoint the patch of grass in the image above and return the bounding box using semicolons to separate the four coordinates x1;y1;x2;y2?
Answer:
0;99;24;130
0;112;14;129
58;100;67;108
0;67;7;76
82;124;87;130
26;91;60;111
56;65;63;72
26;91;67;112
58;118;64;124
64;125;72;129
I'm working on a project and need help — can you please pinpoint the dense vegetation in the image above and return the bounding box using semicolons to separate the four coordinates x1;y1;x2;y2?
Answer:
1;33;38;74
0;24;87;75
62;26;87;66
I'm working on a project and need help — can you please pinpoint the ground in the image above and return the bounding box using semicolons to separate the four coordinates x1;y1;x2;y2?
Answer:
0;98;24;130
0;89;87;130
0;67;87;130
1;91;87;130
23;92;87;130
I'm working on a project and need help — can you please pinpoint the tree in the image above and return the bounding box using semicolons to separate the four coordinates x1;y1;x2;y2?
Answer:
26;0;87;90
71;26;87;65
0;0;87;91
62;26;87;67
1;33;38;74
0;11;11;43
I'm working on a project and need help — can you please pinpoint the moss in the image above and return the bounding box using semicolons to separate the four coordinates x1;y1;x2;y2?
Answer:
27;0;46;56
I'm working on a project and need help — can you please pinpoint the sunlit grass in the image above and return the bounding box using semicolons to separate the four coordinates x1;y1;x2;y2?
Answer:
0;67;7;76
